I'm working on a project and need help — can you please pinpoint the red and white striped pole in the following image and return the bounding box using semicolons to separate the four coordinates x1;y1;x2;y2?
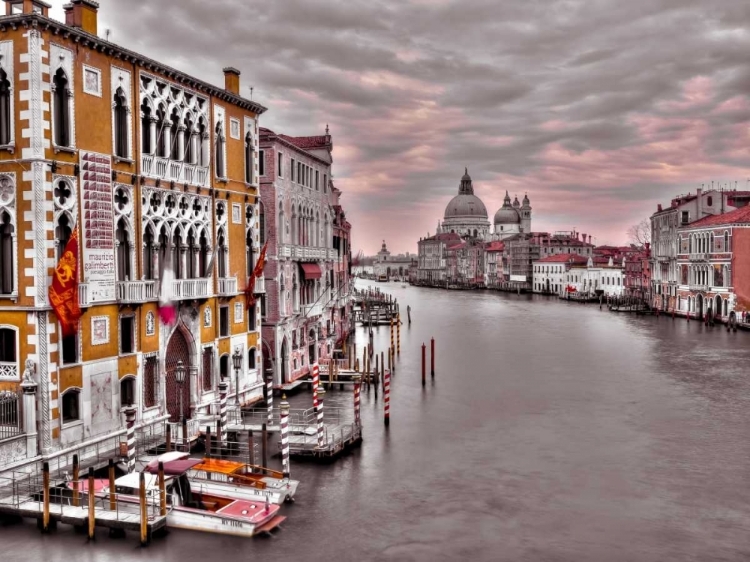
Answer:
218;380;228;445
353;374;361;427
316;386;326;448
265;373;273;425
384;369;391;427
279;397;290;477
125;407;136;473
312;362;320;410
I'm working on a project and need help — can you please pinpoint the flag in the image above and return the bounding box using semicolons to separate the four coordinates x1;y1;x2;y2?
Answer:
159;249;176;325
49;226;82;336
245;241;268;308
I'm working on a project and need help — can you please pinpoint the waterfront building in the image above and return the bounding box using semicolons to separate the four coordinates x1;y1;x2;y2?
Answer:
484;241;505;288
445;238;485;288
650;188;750;312
539;232;594;258
565;257;625;297
673;206;750;321
258;127;350;386
532;254;588;295
416;231;460;286
623;244;651;300
373;240;415;281
0;1;269;465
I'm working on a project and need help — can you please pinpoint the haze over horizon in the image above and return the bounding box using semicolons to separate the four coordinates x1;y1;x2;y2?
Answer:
48;0;750;255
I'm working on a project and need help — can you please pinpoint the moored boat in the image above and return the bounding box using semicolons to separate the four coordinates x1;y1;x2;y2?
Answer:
187;458;299;504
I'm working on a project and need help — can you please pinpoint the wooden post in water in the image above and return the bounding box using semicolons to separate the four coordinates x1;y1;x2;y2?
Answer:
431;337;435;379
165;423;172;452
87;467;95;540
158;461;167;517
108;459;117;511
353;374;362;427
381;351;385;390
421;343;426;387
248;431;254;466
384;368;391;427
139;472;148;546
261;423;268;468
205;426;212;459
407;305;411;325
72;453;80;507
42;461;50;533
397;314;401;355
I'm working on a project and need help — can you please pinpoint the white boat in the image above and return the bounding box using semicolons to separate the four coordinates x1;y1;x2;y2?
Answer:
104;457;285;538
186;458;299;505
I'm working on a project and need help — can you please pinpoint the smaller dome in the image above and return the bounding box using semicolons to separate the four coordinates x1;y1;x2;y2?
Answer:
494;207;520;225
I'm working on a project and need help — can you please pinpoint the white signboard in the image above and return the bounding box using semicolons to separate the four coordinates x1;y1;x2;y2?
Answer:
510;275;527;282
80;151;116;302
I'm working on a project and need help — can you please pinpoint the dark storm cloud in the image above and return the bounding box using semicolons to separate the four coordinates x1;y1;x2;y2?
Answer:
48;0;750;251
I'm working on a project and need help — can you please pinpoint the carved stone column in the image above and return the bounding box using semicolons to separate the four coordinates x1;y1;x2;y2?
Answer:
149;117;157;155
177;126;186;162
21;379;38;458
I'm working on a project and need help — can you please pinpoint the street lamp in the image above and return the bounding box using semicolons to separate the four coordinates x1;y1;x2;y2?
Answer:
232;347;243;406
175;360;186;448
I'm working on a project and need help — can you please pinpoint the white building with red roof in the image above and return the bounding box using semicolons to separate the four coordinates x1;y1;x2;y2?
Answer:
532;254;588;295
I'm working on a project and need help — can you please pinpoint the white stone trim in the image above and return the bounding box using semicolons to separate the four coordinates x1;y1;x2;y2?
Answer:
0;172;18;297
49;42;76;151
111;65;133;160
0;40;15;151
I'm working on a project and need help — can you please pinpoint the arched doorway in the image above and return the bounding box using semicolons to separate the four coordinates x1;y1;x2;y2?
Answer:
715;295;723;319
696;294;704;320
280;338;289;384
165;329;192;423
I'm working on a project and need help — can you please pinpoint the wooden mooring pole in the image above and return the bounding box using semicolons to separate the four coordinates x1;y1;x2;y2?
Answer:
41;461;50;533
139;472;148;546
108;459;117;511
158;462;167;517
248;430;254;466
421;343;426;387
205;426;212;459
72;453;80;507
261;423;268;468
87;467;96;540
165;423;172;452
431;337;435;379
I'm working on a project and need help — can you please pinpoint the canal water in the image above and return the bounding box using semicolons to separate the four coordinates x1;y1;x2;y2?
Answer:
6;282;750;561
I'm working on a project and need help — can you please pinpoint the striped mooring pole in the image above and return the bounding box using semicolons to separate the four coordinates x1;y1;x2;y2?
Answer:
279;396;291;477
312;362;320;409
265;373;274;425
384;369;391;427
397;314;400;355
353;374;362;427
218;380;228;444
316;386;326;448
390;317;394;351
125;407;136;473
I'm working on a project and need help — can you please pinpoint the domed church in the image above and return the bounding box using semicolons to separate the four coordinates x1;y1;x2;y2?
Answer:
440;169;490;239
493;191;532;240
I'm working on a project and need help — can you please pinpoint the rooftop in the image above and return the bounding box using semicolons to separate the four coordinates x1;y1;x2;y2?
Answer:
685;205;750;229
536;254;588;264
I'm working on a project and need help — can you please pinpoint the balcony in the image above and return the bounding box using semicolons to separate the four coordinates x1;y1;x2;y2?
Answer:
691;253;708;262
0;361;18;381
217;277;238;297
172;278;211;300
254;276;265;294
278;245;292;258
688;284;709;292
141;154;210;188
301;303;323;318
78;283;91;307
117;280;146;303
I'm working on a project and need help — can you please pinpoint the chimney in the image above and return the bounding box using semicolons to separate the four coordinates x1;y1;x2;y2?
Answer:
67;0;99;36
223;67;241;95
697;187;703;218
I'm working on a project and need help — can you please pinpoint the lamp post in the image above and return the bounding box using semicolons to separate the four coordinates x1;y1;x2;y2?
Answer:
175;360;186;448
232;347;243;407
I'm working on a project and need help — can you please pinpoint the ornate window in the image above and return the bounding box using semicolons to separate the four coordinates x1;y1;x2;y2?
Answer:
143;354;157;408
217;226;228;278
116;218;132;282
52;69;71;148
0;68;10;146
215;121;226;179
113;88;129;158
0;174;15;295
245;132;254;183
140;100;153;154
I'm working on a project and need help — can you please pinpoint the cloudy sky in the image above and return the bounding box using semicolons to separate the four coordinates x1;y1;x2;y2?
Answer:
50;0;750;254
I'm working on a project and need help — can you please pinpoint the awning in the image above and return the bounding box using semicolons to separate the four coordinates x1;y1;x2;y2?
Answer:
300;263;322;280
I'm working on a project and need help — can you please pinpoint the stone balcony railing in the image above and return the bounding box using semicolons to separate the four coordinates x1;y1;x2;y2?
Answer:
117;280;148;303
141;154;210;188
172;278;211;300
217;277;238;297
79;283;90;307
0;361;18;381
690;253;708;262
688;284;709;292
254;276;265;294
278;244;336;261
301;303;323;318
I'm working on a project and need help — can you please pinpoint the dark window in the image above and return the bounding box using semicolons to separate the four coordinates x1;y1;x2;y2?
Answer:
143;356;157;408
248;304;256;331
120;377;135;408
62;333;77;365
0;211;14;294
215;122;225;178
277;152;283;177
184;116;194;164
116;218;131;282
259;201;265;245
55;214;72;264
0;328;15;362
156;105;167;157
323;174;327;193
707;196;713;207
170;108;180;161
120;316;134;354
219;306;229;337
681;211;689;225
260;295;266;319
246;229;254;277
219;354;229;380
217;228;228;278
53;69;70;147
202;347;213;391
62;389;80;422
248;348;256;370
114;88;128;158
315;170;319;191
0;68;10;146
291;158;296;182
143;227;155;280
140;101;152;154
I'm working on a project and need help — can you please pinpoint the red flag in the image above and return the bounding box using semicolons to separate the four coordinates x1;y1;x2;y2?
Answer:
49;226;82;336
245;241;268;308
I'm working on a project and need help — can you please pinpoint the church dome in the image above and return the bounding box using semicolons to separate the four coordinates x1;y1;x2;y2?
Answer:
494;191;521;225
443;168;488;220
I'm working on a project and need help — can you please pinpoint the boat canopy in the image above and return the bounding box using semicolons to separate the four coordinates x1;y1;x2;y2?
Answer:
191;458;246;475
145;457;203;475
115;472;158;490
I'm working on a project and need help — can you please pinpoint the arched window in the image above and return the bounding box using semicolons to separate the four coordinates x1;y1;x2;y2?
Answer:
0;211;14;294
61;388;80;423
215;121;225;178
53;69;70;147
199;118;209;167
246;229;254;278
219;353;229;381
248;347;256;370
0;69;11;146
140;100;152;154
184;115;195;164
308;329;316;364
259;201;265;245
120;377;136;408
156;105;167;158
172;231;183;280
707;196;713;207
115;218;131;282
217;227;228;278
186;228;197;278
245;131;254;184
114;88;128;158
199;230;209;277
143;226;155;280
55;214;72;263
170;108;181;161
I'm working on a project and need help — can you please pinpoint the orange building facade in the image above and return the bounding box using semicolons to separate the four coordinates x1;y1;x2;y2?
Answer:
0;0;266;464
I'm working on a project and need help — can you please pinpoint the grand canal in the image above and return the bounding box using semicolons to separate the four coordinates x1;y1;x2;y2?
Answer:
5;282;750;561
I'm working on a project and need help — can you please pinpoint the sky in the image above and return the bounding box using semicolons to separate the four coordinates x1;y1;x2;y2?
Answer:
48;0;750;255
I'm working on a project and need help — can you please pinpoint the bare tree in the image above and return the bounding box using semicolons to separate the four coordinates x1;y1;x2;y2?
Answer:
627;219;651;247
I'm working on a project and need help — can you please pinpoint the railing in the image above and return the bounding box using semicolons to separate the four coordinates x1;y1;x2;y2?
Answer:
0;389;22;440
217;277;238;296
168;161;183;181
278;245;292;258
167;418;200;447
141;154;154;176
78;283;90;307
154;156;168;178
196;167;209;187
116;280;145;303
691;253;708;261
0;361;18;381
172;278;211;299
302;303;323;318
141;154;209;187
688;284;709;292
254;276;265;294
144;280;158;300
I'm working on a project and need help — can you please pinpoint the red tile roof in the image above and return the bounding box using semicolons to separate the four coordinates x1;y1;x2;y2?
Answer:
685;206;750;228
536;254;588;264
485;241;505;252
278;134;331;150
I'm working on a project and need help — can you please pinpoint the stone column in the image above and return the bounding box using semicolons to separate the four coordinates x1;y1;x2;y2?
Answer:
149;117;157;155
177;126;186;162
21;380;38;458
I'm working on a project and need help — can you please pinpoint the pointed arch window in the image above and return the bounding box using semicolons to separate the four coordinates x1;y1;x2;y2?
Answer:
0;211;13;294
156;105;167;158
199;230;209;276
143;226;155;281
245;132;254;184
52;69;71;148
217;227;228;278
55;213;72;263
140;101;152;154
170;108;181;161
187;228;197;278
116;218;131;282
246;229;254;278
0;69;10;146
215;121;226;178
114;88;129;158
184;115;195;164
199;118;209;167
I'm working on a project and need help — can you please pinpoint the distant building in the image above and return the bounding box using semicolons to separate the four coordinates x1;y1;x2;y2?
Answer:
533;254;588;295
417;232;461;286
373;241;414;281
566;256;625;297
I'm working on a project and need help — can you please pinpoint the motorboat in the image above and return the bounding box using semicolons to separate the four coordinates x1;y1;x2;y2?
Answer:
187;458;299;504
102;453;285;537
